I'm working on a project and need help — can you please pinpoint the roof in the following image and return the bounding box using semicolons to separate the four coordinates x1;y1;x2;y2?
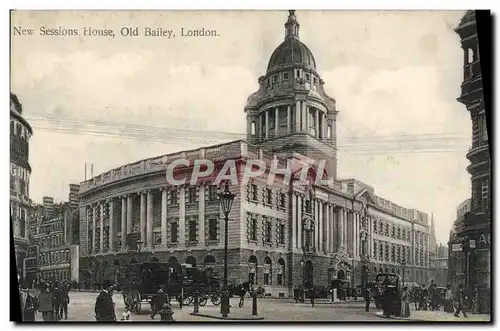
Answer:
267;37;317;73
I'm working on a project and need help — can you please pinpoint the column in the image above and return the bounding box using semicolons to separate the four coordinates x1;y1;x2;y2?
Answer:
303;102;308;133
318;201;323;254
109;199;115;252
146;190;153;249
292;193;297;250
92;205;97;253
126;194;133;234
314;200;319;251
331;205;335;252
121;196;127;251
179;186;186;245
287;105;291;134
325;203;330;254
258;113;263;140
99;202;104;253
265;110;269;139
198;184;205;246
355;213;359;258
295;101;301;131
338;208;344;250
315;109;320;138
368;217;372;258
322;113;327;139
275;107;279;136
140;192;146;244
161;188;168;248
297;195;302;249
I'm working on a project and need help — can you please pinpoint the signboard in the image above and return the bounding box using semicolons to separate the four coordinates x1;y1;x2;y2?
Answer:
452;243;463;252
469;240;476;249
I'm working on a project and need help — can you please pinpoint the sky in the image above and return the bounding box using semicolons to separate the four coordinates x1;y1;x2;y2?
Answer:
10;10;470;244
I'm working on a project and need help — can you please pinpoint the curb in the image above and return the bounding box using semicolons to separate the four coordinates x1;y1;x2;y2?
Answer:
189;312;265;321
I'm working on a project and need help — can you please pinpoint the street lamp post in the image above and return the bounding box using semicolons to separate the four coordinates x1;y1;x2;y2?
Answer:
218;182;235;318
300;258;305;302
401;260;406;287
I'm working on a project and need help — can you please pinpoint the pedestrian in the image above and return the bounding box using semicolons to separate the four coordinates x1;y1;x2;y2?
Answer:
454;284;468;318
59;285;70;320
151;287;166;319
20;285;37;321
38;284;54;322
310;287;315;308
444;284;454;313
120;307;132;321
363;286;371;312
159;303;175;322
400;286;411;317
94;286;116;321
52;284;63;321
472;288;480;314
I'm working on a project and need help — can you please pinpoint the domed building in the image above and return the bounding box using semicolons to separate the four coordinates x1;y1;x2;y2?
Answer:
78;11;431;296
245;10;338;178
10;92;33;281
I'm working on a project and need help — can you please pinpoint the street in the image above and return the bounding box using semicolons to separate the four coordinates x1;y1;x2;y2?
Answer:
32;291;385;322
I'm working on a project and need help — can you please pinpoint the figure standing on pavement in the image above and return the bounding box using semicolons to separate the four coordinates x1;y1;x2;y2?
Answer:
59;285;70;320
38;284;54;322
150;286;166;319
94;286;116;321
159;303;175;322
400;286;411;317
309;287;315;308
363;286;371;312
444;284;454;313
471;287;480;314
52;284;63;321
20;286;37;321
454;284;468;318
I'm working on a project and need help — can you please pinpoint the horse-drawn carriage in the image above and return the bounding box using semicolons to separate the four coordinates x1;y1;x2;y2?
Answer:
120;261;184;313
181;266;222;306
374;273;402;316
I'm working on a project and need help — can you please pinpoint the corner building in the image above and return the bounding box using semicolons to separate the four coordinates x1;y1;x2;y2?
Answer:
10;93;33;280
78;11;431;295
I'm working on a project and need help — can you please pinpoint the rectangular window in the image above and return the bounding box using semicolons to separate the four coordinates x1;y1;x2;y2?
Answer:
266;188;272;205
313;76;317;85
373;242;378;260
305;200;312;214
279;223;285;245
482;116;488;141
272;75;278;83
171;222;178;243
481;179;489;212
169;190;178;205
208;185;218;201
10;175;15;191
188;220;197;242
305;73;310;81
384;245;389;261
373;221;377;233
250;218;257;241
188;187;197;204
208;219;218;241
296;69;301;78
265;220;272;243
279;193;286;208
251;184;258;201
283;72;289;80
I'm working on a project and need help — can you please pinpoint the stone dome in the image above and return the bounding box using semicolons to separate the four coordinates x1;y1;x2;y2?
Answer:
266;10;317;73
267;37;317;73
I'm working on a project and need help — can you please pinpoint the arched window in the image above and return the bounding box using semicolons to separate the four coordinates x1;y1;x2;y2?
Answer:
248;255;257;285
277;258;285;285
263;257;272;285
168;256;178;263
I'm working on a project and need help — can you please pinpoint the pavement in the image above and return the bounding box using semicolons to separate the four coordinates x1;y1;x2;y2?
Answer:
29;291;386;322
373;310;491;322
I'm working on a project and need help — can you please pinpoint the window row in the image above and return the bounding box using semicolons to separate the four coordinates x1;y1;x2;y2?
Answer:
10;120;32;141
374;241;412;264
39;250;70;265
248;184;287;209
168;185;219;206
247;214;286;246
39;234;65;249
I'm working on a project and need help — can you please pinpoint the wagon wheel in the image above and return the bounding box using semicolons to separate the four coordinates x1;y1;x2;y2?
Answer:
211;293;221;306
199;296;208;307
183;294;193;306
130;291;142;313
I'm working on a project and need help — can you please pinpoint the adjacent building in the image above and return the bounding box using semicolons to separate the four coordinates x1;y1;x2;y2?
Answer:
452;10;491;312
78;11;431;296
429;243;449;286
10;92;33;280
27;186;81;284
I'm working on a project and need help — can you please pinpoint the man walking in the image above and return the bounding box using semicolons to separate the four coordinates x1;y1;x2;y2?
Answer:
38;284;54;322
363;286;371;312
454;284;468;318
94;286;116;321
59;284;70;320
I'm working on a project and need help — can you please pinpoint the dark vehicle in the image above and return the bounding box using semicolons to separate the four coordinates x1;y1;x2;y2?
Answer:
181;267;221;306
374;273;402;317
433;286;448;310
120;261;184;313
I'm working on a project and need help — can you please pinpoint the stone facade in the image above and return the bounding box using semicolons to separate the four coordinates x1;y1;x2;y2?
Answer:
10;92;33;281
78;11;431;296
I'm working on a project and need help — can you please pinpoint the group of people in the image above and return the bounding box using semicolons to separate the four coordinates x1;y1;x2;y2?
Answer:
19;281;70;322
